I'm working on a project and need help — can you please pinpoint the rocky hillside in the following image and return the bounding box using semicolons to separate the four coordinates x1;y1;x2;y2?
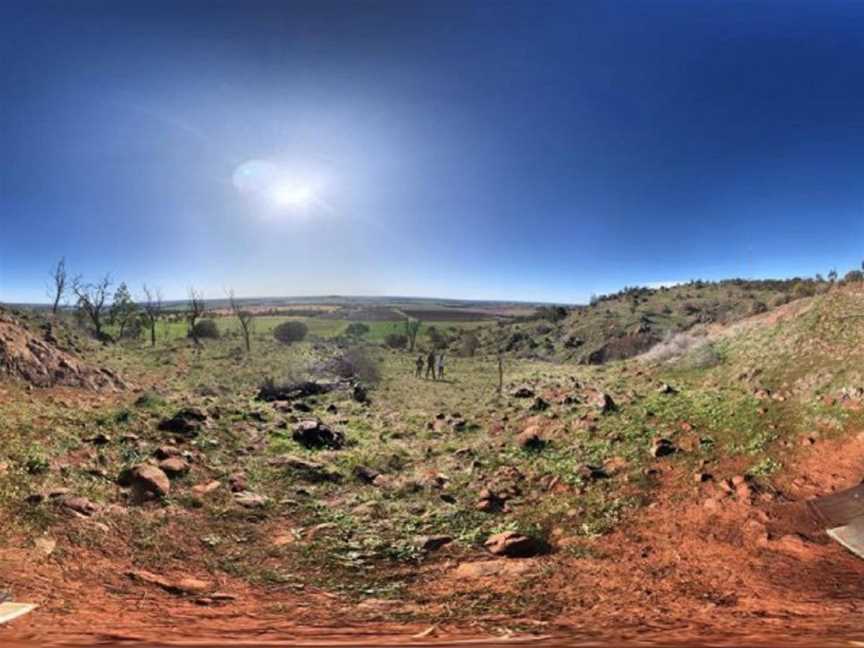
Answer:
0;309;125;390
482;277;825;363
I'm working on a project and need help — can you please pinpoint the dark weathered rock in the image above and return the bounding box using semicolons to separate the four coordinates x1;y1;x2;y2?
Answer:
529;397;549;412
651;437;677;458
353;465;380;484
352;384;368;403
292;419;345;449
516;426;546;451
575;464;607;481
511;386;535;399
416;535;454;552
591;392;617;414
256;380;333;402
158;408;208;438
154;445;182;460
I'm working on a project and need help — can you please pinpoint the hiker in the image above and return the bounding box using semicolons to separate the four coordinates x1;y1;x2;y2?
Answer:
415;354;424;377
425;350;436;380
436;352;446;380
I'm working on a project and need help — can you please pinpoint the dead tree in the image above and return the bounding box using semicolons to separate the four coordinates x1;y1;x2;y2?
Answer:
227;288;254;353
141;284;163;347
72;274;112;339
48;257;67;315
404;318;422;352
187;287;206;344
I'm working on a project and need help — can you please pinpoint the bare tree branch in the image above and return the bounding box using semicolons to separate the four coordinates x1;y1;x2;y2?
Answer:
141;284;163;347
187;287;206;345
72;274;112;340
227;288;254;353
48;257;67;315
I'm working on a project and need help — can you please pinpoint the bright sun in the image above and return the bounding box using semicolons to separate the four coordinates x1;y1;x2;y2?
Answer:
271;184;314;208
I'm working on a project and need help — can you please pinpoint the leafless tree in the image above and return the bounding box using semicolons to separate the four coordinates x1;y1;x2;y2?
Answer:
72;274;112;339
227;288;254;353
48;257;67;315
141;284;163;347
403;318;422;352
187;287;206;344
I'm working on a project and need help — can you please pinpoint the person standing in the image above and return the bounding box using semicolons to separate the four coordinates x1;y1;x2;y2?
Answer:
415;354;424;377
436;352;445;380
425;350;436;380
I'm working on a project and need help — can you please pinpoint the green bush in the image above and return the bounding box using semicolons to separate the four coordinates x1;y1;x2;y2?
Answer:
273;320;308;344
190;319;220;339
345;322;370;338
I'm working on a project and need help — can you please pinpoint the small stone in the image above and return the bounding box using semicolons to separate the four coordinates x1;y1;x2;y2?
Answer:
228;472;248;493
516;426;546;451
158;457;190;477
484;531;542;557
416;535;454;552
233;491;269;508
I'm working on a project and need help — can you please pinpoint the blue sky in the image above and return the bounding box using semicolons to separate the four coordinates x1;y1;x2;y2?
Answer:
2;0;864;304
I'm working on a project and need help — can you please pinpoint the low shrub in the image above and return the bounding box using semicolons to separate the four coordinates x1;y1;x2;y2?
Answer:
190;319;220;339
273;320;308;344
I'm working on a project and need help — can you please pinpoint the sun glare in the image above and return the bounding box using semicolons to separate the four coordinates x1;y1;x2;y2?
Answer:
271;184;314;208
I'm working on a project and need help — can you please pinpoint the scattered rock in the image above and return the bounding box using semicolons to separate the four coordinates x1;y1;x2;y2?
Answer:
516;426;546;451
157;408;208;438
353;465;380;484
59;495;99;516
192;480;220;495
126;569;212;595
227;472;248;493
657;383;677;395
591;392;617;414
416;534;453;551
454;560;534;579
84;433;111;445
233;492;269;508
352;384;369;403
484;531;542;557
529;397;549;412
575;464;607;481
154;445;182;460
694;472;713;483
158;457;190;477
650;437;677;458
511;386;535;399
33;536;57;556
120;464;170;502
257;380;334;402
292;419;345;450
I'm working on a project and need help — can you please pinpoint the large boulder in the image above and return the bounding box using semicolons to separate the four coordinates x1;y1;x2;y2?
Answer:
292;419;345;450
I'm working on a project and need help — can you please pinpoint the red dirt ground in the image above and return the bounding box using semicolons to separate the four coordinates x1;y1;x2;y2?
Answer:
5;421;864;646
